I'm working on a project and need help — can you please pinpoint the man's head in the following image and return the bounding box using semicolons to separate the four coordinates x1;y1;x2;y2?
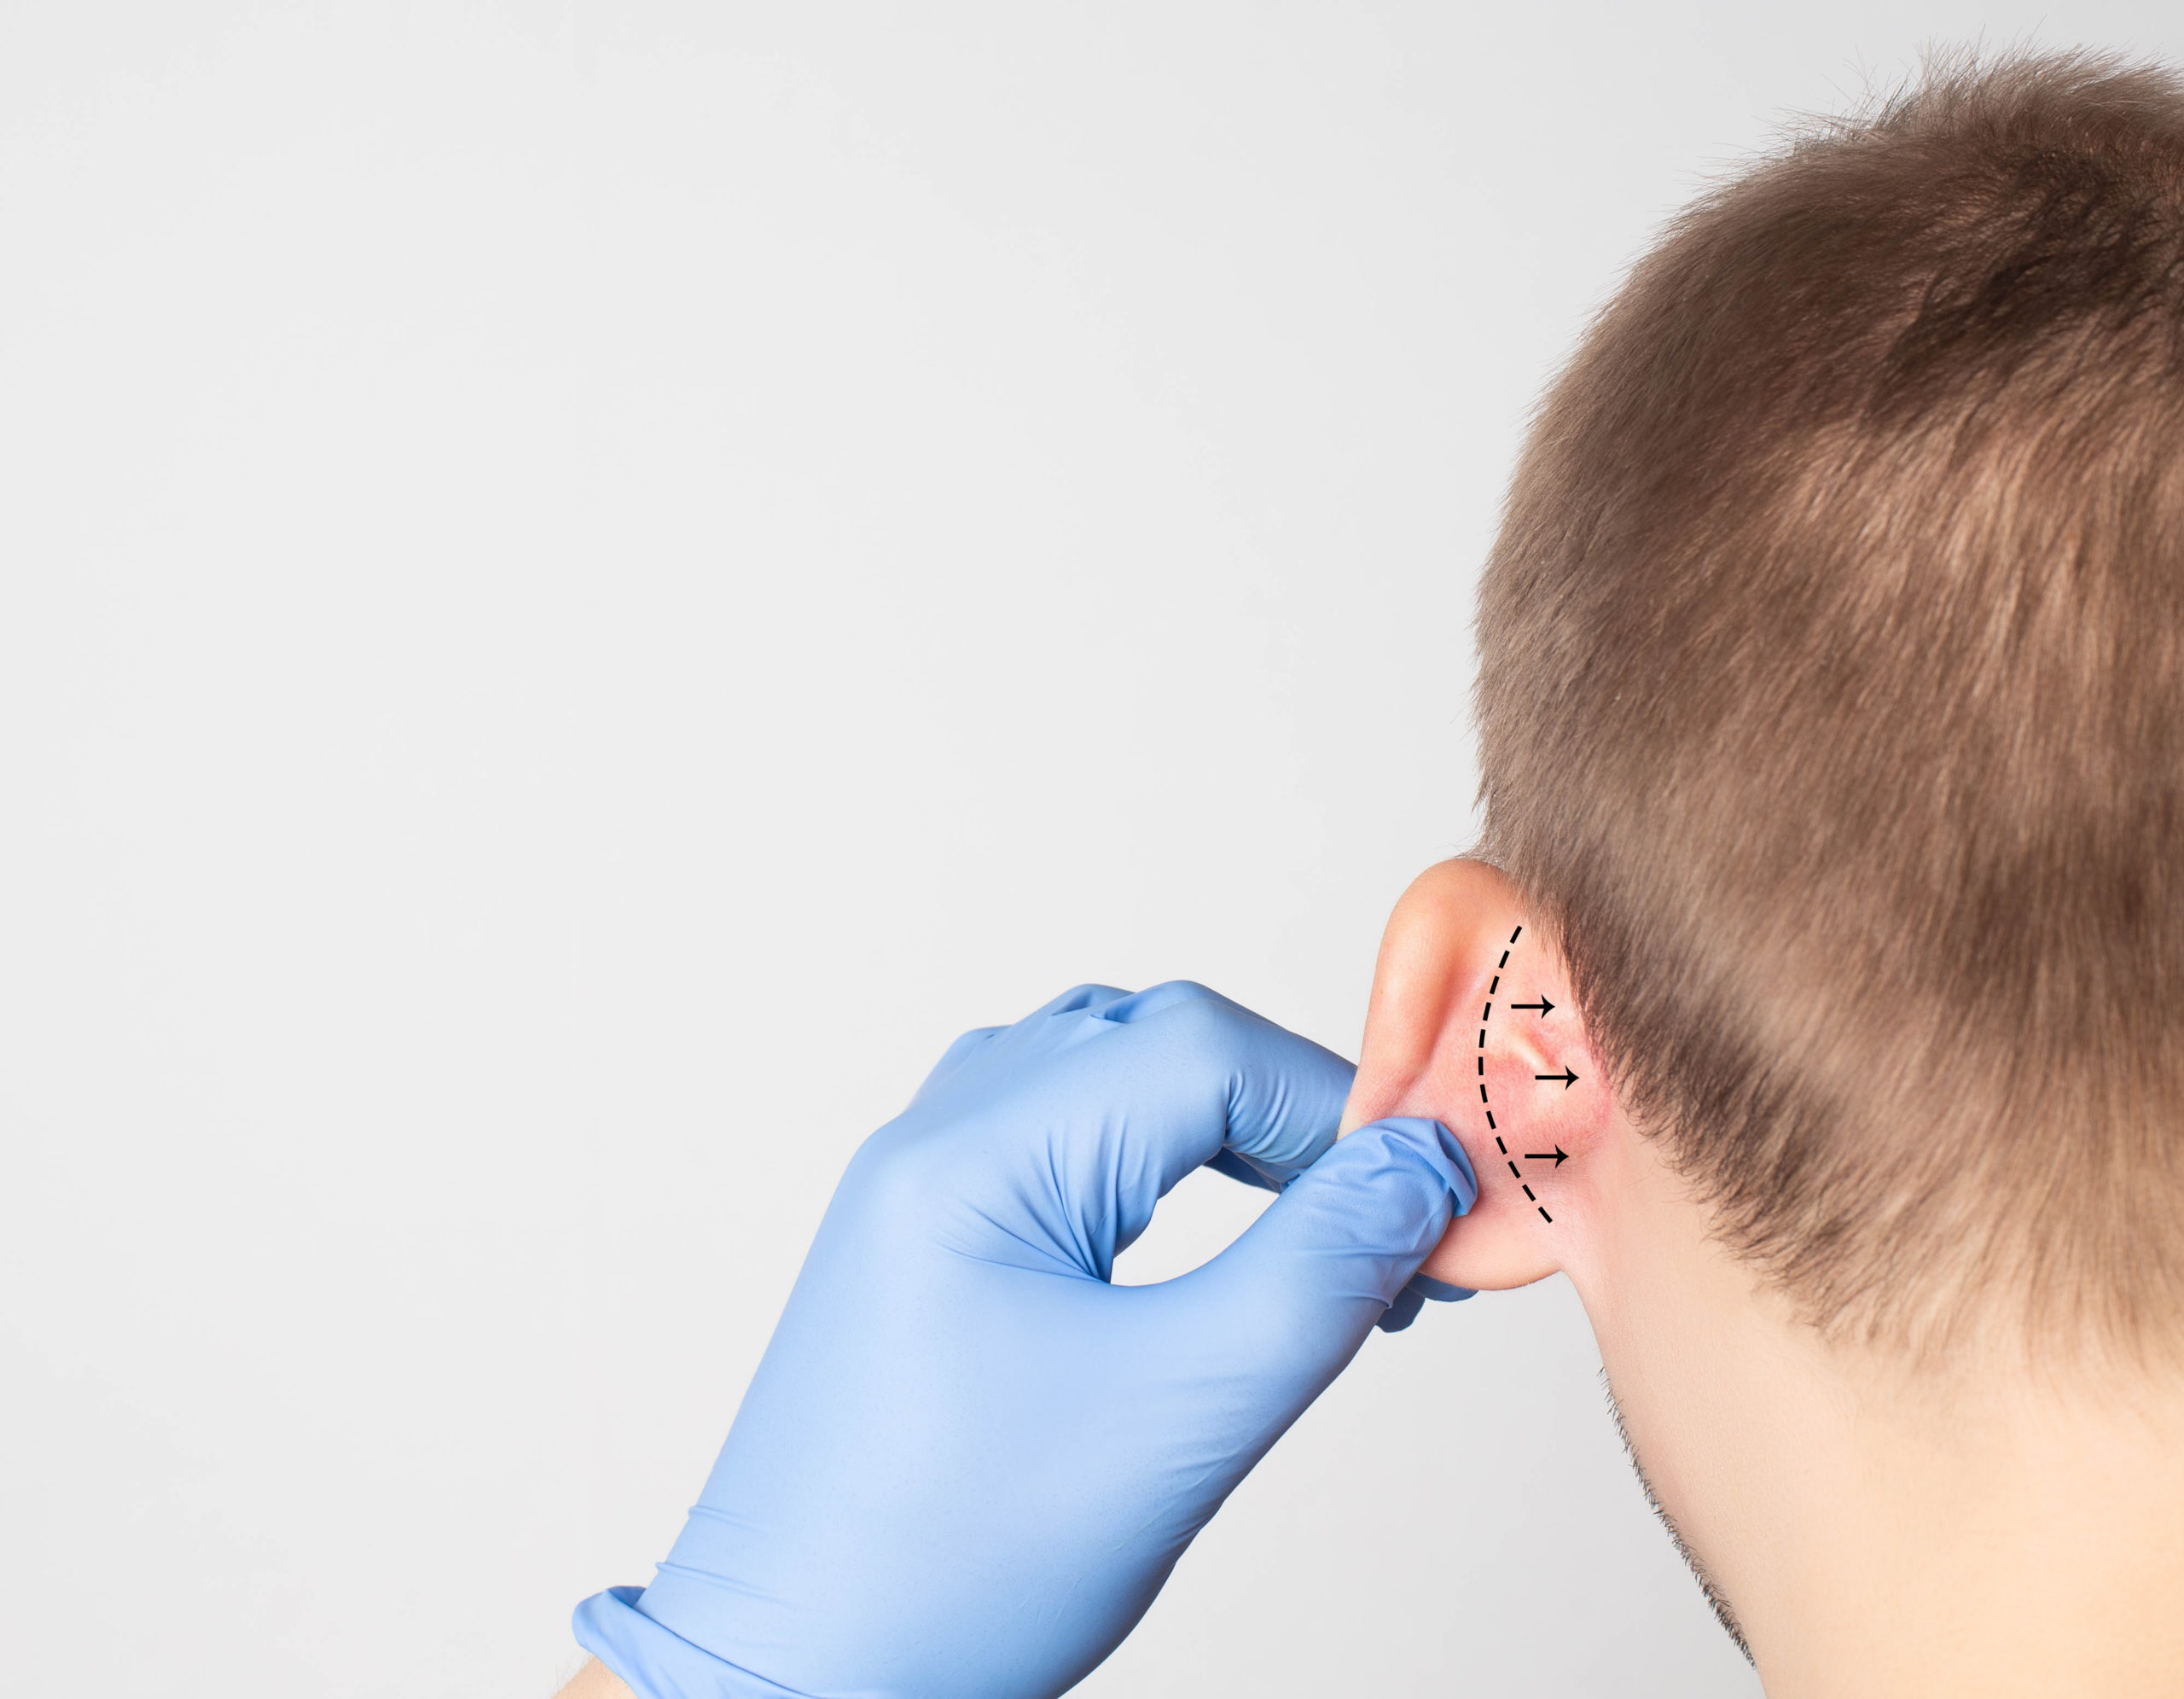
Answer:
1341;51;2184;1690
1478;49;2181;1359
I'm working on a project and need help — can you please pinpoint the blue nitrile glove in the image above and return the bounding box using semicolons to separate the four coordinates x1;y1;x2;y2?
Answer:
573;981;1476;1699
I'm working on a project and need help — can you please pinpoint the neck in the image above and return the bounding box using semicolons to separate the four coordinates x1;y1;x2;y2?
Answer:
1571;1141;2184;1697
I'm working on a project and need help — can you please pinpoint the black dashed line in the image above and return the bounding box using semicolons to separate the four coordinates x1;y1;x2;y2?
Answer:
1484;931;1555;1225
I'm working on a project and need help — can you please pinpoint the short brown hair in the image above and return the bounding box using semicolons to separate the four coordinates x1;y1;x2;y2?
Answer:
1476;51;2184;1359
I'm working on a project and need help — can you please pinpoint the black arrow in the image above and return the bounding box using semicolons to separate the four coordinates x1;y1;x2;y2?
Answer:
1509;997;1556;1015
1535;1067;1579;1088
1525;1146;1570;1167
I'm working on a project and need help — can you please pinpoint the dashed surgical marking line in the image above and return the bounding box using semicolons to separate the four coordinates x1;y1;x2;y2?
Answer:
1479;924;1560;1227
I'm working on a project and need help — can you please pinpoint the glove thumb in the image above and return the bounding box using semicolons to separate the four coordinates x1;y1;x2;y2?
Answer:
1171;1116;1478;1388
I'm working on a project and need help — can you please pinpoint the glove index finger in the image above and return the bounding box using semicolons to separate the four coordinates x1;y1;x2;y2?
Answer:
882;982;1358;1286
1089;982;1357;1190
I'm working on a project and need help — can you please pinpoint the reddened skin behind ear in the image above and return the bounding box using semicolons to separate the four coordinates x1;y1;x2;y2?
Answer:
1340;859;1612;1292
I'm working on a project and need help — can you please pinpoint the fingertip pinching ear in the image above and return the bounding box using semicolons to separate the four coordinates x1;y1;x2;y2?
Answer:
1346;860;1611;1294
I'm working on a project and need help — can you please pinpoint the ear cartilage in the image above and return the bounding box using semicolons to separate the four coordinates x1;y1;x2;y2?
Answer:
1480;928;1561;1223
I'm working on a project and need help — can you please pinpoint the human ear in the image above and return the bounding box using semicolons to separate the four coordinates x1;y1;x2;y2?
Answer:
1340;858;1612;1291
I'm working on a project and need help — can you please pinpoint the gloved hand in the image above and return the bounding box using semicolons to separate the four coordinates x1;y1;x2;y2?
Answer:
574;980;1477;1699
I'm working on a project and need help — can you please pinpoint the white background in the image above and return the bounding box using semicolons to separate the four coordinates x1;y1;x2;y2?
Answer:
5;6;2178;1696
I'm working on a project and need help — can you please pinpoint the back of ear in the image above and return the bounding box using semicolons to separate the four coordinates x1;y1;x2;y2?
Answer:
1340;858;1612;1292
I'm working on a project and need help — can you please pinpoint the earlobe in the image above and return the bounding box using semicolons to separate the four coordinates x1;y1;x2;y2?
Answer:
1341;859;1612;1292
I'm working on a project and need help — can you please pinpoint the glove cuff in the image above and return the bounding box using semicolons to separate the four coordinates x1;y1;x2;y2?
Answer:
572;1587;814;1699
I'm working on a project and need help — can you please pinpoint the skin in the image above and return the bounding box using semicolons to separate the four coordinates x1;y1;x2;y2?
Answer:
555;1661;630;1699
1342;858;2184;1697
557;857;2184;1696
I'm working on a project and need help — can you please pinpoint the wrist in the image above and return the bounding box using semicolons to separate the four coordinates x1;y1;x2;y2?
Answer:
553;1657;634;1699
